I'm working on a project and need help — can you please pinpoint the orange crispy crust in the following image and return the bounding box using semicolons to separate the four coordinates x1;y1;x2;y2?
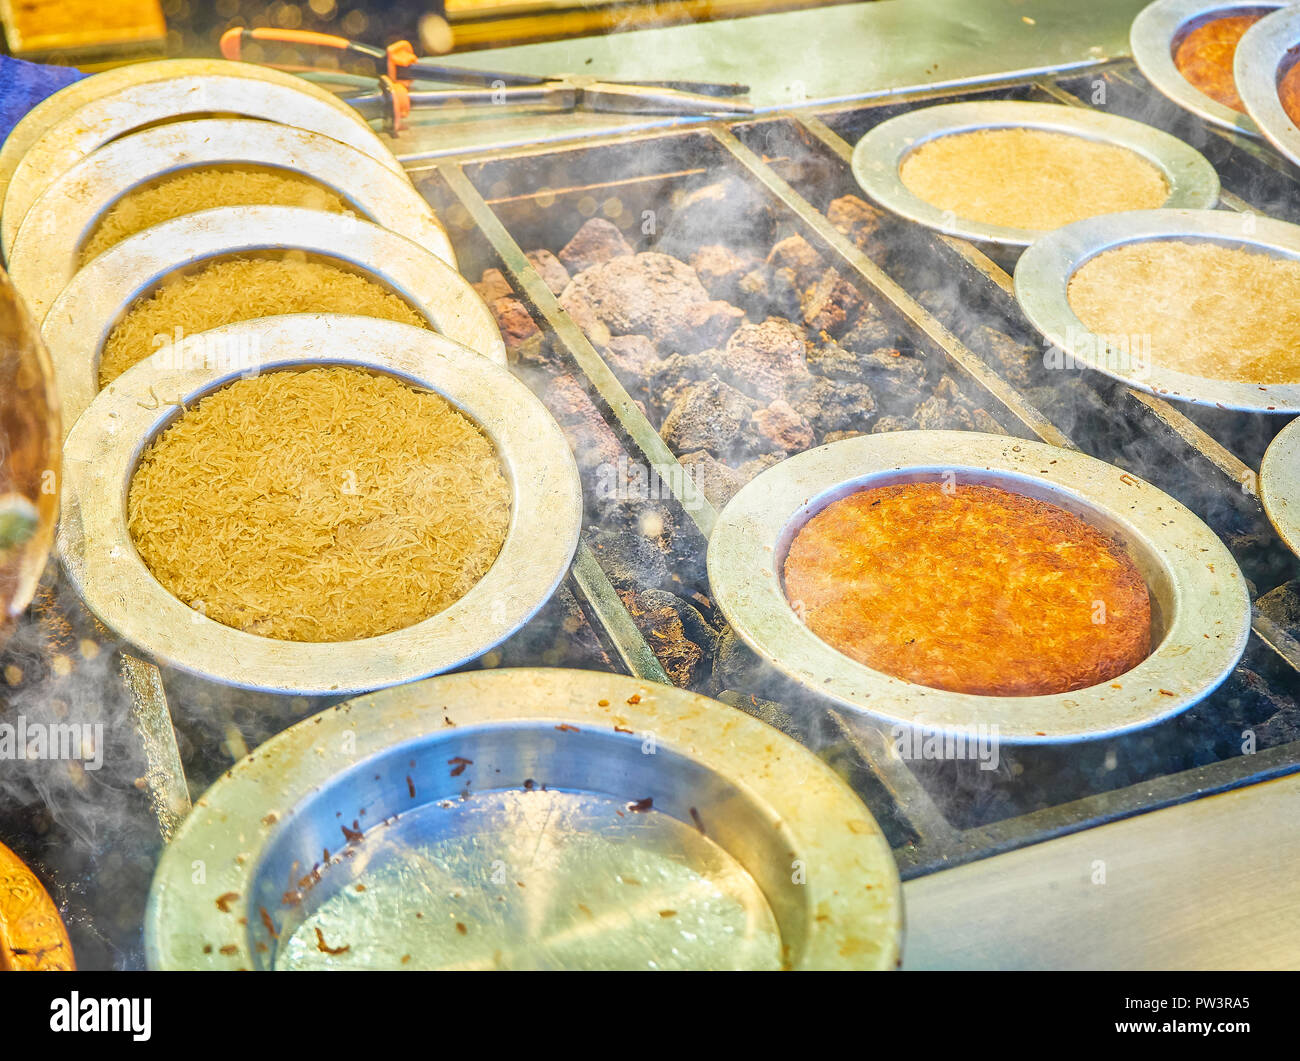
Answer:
782;482;1152;697
1172;14;1266;114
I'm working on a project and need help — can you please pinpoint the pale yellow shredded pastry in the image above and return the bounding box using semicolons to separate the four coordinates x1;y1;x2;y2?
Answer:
80;166;350;265
127;366;511;642
1067;240;1300;385
98;255;427;388
899;127;1169;230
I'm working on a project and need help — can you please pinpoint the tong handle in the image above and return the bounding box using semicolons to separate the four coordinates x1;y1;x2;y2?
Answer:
219;27;417;82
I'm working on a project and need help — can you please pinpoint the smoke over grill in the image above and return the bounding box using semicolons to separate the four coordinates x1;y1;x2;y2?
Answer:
2;57;1299;968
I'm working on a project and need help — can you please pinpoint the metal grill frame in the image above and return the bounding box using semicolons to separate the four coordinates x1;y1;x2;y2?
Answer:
116;58;1300;882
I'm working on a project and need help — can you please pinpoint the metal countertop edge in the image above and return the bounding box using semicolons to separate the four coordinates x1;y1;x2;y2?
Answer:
902;771;1300;969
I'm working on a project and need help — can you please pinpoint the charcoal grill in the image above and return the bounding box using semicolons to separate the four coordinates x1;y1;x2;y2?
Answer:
385;58;1300;879
10;33;1300;967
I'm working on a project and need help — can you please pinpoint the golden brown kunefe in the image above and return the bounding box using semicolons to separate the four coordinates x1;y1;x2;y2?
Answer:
783;482;1152;696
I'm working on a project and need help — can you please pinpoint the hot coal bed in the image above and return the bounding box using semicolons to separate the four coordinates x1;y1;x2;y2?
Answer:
2;60;1299;969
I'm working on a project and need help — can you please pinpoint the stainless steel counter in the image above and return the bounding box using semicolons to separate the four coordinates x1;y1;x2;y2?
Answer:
382;0;1149;159
904;773;1300;969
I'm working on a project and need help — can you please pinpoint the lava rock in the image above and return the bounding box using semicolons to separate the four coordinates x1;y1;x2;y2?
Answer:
619;589;718;687
679;450;746;509
690;244;760;303
660;375;757;457
525;248;571;295
587;528;670;590
716;317;813;401
766;233;826;289
560;252;716;350
558;217;634;274
800;267;863;336
826;194;887;248
474;267;512;303
791;375;877;438
750;399;815;453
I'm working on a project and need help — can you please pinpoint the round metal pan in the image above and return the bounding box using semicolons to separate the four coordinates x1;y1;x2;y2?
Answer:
1;64;401;259
40;205;502;436
0;58;383;241
1131;0;1278;138
1236;5;1300;166
707;431;1250;744
1260;416;1300;559
145;668;903;971
851;101;1221;249
1014;207;1300;413
8;119;454;324
58;315;582;697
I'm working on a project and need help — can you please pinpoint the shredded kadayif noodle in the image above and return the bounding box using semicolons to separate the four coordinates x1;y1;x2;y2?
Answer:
1068;240;1300;384
98;255;428;388
79;166;350;265
899;127;1169;230
127;366;512;643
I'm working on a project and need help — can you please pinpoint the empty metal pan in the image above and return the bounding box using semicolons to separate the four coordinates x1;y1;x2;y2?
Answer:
145;668;903;970
8;118;454;321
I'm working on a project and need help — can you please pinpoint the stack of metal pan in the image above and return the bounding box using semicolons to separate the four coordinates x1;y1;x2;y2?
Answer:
0;58;583;695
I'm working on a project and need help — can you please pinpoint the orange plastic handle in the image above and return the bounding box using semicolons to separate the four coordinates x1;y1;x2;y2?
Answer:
220;27;354;62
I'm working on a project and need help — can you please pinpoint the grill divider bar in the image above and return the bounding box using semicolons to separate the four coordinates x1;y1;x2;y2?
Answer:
707;123;1077;451
571;543;673;683
119;654;191;841
436;160;721;540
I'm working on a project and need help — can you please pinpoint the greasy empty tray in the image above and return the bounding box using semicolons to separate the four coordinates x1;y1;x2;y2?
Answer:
145;668;903;970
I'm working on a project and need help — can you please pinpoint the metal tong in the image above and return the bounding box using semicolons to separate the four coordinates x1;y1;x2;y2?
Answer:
219;27;753;132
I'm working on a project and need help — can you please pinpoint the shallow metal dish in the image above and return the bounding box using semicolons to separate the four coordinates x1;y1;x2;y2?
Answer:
1;64;402;259
1015;207;1300;413
0;58;383;239
41;205;502;435
58;314;581;696
1131;0;1276;137
707;431;1250;744
1235;5;1300;166
8;119;454;317
1260;416;1300;559
850;100;1221;249
145;668;902;971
